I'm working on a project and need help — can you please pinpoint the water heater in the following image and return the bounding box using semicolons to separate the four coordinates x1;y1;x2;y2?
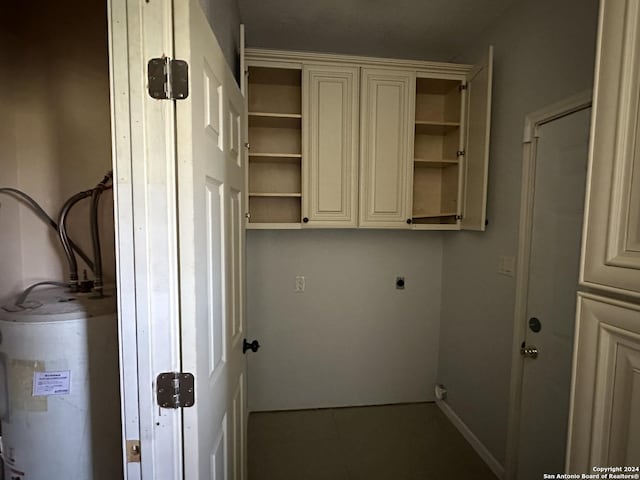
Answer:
0;287;122;480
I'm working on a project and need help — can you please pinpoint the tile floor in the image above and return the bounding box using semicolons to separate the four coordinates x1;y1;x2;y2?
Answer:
248;402;498;480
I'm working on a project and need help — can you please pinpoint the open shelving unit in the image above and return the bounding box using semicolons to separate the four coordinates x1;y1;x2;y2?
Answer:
247;66;302;227
412;77;463;227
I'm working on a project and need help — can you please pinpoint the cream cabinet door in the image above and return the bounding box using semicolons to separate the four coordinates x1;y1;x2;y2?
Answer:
302;65;359;227
461;46;493;231
566;293;640;471
581;0;640;297
359;68;415;228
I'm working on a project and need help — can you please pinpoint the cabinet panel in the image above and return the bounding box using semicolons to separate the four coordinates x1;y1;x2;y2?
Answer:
359;69;415;228
582;0;640;296
567;294;640;471
302;65;359;227
412;77;463;228
246;65;302;228
461;47;493;231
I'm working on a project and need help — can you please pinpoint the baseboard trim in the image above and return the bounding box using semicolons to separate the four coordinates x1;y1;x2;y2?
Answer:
249;400;434;414
436;399;504;479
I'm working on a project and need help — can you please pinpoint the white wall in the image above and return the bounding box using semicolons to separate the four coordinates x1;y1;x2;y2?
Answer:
247;230;443;411
199;0;241;79
238;0;517;62
0;2;114;305
437;0;599;465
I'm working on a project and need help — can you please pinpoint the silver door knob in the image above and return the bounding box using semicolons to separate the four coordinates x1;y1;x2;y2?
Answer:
520;345;538;359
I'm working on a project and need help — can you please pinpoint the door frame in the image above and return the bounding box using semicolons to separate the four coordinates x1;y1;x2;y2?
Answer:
504;90;592;480
108;0;183;478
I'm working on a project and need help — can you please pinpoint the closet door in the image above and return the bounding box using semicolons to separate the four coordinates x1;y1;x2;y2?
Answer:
302;65;359;227
581;0;640;297
359;68;415;228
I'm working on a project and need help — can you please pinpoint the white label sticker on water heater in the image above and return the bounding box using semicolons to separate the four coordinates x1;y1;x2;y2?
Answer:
32;370;71;396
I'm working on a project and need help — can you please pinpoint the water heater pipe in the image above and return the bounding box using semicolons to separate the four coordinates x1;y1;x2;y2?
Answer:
0;188;93;270
58;189;95;290
90;172;113;297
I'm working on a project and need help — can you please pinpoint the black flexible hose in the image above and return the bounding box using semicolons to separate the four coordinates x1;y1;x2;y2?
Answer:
90;172;112;297
0;188;94;270
58;189;94;290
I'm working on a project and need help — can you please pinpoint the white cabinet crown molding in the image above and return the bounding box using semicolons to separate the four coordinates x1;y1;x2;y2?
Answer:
245;48;473;78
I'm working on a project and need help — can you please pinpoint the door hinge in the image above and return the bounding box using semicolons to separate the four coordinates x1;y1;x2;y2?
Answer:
456;215;463;220
456;150;466;157
156;372;195;408
126;440;141;463
148;57;189;100
459;84;468;91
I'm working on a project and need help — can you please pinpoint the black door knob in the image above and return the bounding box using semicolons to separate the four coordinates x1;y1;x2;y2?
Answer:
406;218;412;224
243;338;260;354
303;217;309;223
528;317;542;332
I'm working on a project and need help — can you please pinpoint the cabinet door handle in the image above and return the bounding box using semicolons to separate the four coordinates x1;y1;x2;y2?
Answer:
303;217;309;223
243;339;260;354
406;218;412;224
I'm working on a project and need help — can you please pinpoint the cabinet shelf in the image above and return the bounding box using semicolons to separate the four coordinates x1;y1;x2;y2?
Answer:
414;158;459;168
249;112;301;118
249;114;301;129
249;192;302;198
247;222;302;230
412;213;458;219
248;66;301;115
415;121;461;135
249;153;302;163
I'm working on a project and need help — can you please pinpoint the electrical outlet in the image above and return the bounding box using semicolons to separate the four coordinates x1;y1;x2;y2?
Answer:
295;276;305;293
498;256;516;277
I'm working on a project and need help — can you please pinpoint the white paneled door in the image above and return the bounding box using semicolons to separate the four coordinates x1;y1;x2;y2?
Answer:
175;1;247;479
517;108;590;480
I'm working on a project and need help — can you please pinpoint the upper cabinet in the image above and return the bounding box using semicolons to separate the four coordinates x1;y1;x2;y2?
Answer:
359;69;415;228
411;76;463;229
581;0;640;297
246;65;302;228
303;65;359;227
244;49;493;231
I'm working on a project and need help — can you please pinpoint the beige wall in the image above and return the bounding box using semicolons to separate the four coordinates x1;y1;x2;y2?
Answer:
0;29;23;305
438;0;600;465
0;2;114;305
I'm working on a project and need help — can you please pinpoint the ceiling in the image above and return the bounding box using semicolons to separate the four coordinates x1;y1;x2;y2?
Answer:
238;0;518;61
